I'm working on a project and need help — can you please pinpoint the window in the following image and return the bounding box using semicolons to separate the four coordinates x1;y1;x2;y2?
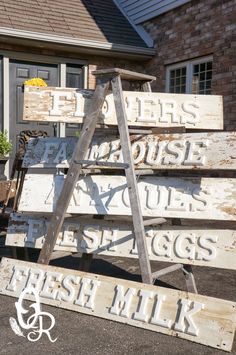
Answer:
66;64;85;133
166;56;213;94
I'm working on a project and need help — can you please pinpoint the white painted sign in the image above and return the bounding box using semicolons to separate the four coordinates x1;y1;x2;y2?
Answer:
0;258;235;351
18;174;236;221
23;87;223;130
6;214;236;270
22;132;236;170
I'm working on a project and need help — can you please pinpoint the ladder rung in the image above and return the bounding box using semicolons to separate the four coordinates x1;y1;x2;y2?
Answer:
128;129;153;134
73;159;129;169
143;218;167;226
152;264;183;279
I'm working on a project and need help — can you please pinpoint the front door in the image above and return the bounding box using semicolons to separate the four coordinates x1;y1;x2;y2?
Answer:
9;60;58;170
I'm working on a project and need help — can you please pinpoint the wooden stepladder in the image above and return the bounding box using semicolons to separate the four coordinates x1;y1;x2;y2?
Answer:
37;68;197;290
38;68;154;284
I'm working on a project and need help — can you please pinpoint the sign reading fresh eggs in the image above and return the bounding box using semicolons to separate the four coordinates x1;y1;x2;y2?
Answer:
6;214;236;270
23;87;223;129
0;258;235;351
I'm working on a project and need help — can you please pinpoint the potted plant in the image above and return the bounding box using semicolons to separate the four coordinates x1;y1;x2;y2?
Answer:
0;130;12;180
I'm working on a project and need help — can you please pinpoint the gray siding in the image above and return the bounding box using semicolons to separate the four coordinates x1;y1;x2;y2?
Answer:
116;0;191;24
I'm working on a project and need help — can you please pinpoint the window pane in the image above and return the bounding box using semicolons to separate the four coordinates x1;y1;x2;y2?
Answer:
175;86;180;93
205;80;211;89
194;64;199;74
192;60;212;94
200;63;206;72
207;62;212;70
66;65;83;88
200;72;205;81
66;64;84;131
169;67;186;93
181;67;186;76
206;71;212;80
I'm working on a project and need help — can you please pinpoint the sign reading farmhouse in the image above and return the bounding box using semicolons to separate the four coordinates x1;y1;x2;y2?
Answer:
0;258;235;351
22;132;236;170
19;174;236;221
6;214;236;270
23;86;223;130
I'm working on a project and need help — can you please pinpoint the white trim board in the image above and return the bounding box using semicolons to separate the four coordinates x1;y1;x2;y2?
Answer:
0;27;155;57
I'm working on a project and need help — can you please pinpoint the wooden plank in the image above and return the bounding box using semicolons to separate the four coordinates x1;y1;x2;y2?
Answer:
22;132;236;170
92;68;156;81
0;257;235;351
18;174;236;221
23;87;223;130
6;214;236;270
37;77;110;265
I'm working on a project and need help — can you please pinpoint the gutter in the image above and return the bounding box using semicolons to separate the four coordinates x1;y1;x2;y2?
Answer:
0;27;155;57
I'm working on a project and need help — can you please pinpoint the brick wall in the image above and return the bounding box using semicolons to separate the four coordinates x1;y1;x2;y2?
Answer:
142;0;236;130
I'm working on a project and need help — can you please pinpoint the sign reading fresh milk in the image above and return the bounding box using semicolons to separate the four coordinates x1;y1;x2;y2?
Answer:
0;258;235;351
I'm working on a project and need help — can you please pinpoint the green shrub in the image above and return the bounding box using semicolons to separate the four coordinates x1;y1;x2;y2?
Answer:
0;130;12;156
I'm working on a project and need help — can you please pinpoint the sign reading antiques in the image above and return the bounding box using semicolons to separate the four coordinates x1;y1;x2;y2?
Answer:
6;214;236;270
23;87;223;129
18;174;236;221
22;132;236;170
0;258;235;351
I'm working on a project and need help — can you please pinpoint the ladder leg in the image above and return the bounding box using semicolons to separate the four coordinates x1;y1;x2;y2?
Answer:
79;253;93;272
183;265;198;294
111;75;152;284
37;78;110;265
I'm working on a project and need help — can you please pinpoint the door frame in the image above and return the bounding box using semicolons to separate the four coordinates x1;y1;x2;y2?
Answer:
1;50;88;177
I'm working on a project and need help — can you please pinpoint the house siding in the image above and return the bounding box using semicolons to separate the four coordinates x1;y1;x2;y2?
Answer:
116;0;191;24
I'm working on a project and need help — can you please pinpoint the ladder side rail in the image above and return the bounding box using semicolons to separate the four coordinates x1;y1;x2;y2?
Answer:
111;74;152;284
37;78;110;264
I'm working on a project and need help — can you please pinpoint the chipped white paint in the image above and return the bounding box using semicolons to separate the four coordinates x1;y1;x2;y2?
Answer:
0;258;235;351
23;86;223;130
18;174;236;221
22;132;236;170
6;214;236;270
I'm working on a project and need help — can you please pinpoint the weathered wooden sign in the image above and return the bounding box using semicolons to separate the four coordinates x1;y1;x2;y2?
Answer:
0;258;235;351
23;87;223;130
22;132;236;170
18;174;236;221
6;214;236;270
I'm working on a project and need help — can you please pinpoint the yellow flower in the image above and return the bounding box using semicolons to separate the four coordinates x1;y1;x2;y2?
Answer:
24;78;47;87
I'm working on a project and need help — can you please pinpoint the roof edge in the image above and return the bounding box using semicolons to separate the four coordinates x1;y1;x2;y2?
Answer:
113;0;154;47
0;27;155;56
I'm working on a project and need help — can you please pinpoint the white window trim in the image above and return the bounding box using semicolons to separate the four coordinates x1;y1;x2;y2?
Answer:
166;56;213;94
